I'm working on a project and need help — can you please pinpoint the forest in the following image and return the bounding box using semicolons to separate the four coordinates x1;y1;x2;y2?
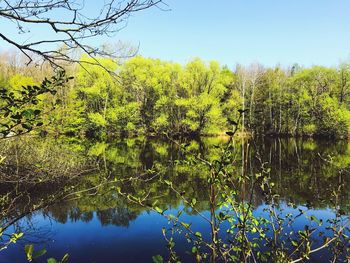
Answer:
1;0;350;261
2;53;350;139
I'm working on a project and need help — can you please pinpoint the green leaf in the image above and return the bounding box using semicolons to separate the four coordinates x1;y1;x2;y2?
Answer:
61;253;69;263
152;255;163;263
309;215;321;225
15;232;24;239
194;232;202;238
292;240;299;247
181;222;191;229
192;246;198;254
154;207;163;214
47;258;58;263
163;180;172;186
22;109;34;118
191;198;197;206
176;210;183;218
25;244;34;261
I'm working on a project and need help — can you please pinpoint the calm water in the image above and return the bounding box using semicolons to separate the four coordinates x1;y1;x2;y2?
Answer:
0;137;349;262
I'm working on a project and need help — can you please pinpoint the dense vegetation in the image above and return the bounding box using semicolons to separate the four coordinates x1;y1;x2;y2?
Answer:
2;55;350;260
2;54;350;138
1;136;350;262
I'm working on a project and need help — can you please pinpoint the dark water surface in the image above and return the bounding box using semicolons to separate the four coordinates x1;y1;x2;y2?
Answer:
0;137;349;262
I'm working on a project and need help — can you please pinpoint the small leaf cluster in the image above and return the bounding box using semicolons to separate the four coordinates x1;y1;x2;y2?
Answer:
0;71;72;137
25;244;69;263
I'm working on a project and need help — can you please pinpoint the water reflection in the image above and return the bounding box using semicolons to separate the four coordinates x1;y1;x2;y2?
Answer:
0;136;349;262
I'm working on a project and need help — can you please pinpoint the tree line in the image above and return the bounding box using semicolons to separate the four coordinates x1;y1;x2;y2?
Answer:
1;53;350;138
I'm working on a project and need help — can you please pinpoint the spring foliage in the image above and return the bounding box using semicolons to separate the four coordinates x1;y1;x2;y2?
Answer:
2;56;350;138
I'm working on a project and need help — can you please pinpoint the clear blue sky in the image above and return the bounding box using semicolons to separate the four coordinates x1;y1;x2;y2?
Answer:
116;0;350;67
1;0;350;67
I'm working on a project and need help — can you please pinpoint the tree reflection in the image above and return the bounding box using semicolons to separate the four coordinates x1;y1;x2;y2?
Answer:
1;136;350;234
97;208;137;227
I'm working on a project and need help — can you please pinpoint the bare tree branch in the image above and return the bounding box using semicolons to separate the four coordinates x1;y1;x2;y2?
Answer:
0;0;166;69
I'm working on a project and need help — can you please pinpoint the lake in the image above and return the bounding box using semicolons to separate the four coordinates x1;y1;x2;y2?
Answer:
0;136;349;262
